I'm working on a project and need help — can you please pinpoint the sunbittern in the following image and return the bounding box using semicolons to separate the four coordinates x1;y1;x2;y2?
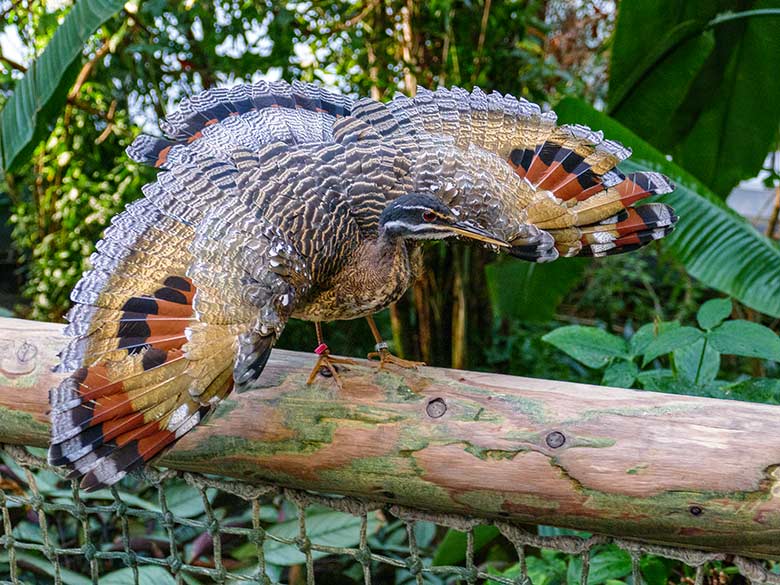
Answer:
48;81;677;489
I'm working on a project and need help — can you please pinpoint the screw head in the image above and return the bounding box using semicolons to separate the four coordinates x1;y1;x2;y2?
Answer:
426;397;447;418
17;341;37;363
545;431;566;449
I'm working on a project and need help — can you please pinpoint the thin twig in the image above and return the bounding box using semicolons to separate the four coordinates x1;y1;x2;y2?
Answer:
708;8;780;27
766;185;780;239
439;8;453;87
471;0;492;83
400;1;416;95
67;39;111;100
327;0;380;32
95;99;117;144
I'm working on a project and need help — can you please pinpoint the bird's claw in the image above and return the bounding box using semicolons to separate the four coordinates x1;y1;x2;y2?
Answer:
367;348;425;371
306;345;357;390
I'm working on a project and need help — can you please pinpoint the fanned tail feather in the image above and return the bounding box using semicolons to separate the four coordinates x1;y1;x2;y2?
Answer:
49;276;237;491
506;126;677;261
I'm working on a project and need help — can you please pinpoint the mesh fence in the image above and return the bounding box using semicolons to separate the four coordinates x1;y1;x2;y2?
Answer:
1;443;779;585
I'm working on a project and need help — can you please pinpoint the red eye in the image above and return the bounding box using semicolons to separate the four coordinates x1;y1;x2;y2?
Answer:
422;211;436;222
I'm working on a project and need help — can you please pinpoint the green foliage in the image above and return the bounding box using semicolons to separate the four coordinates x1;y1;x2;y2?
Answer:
100;566;177;585
488;543;670;585
543;298;780;398
0;551;92;585
541;326;628;369
609;2;780;197
696;297;732;329
486;258;587;322
432;525;499;566
254;507;382;567
0;0;126;172
566;546;632;585
8;107;149;320
556;98;780;320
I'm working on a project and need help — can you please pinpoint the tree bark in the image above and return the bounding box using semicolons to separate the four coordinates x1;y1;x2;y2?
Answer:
2;317;780;558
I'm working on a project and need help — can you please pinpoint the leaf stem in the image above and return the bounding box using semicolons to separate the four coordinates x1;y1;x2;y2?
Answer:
694;338;708;386
708;9;780;28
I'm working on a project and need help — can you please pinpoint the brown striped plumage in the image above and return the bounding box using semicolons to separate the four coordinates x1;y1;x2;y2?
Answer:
48;81;678;490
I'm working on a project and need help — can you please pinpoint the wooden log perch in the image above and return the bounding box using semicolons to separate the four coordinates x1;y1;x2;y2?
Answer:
2;316;780;558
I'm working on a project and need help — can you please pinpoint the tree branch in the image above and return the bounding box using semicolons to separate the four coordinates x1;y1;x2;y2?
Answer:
3;316;780;558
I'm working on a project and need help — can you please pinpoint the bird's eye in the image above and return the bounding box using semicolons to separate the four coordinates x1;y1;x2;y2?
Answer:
422;211;436;223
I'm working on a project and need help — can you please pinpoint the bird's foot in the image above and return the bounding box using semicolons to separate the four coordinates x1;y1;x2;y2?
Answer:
306;343;357;390
367;343;425;371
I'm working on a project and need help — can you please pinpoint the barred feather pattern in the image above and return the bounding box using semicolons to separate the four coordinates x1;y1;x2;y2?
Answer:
50;79;677;490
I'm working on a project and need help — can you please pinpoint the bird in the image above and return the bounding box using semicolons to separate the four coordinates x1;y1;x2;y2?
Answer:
48;80;677;490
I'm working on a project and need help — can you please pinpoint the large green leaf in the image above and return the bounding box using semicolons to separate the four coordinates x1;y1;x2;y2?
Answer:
642;326;703;365
566;546;633;585
100;566;176;585
432;525;499;566
0;0;126;172
610;32;714;145
263;510;382;566
555;98;780;319
485;257;587;322
708;320;780;360
542;325;628;369
609;1;780;197
672;1;780;196
608;2;724;114
0;551;92;585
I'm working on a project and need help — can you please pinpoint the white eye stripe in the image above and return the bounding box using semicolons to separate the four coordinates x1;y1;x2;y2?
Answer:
397;205;448;218
382;220;451;233
397;205;434;211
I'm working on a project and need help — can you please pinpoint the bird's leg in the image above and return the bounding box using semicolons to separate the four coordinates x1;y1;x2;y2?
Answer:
365;314;425;370
306;322;357;389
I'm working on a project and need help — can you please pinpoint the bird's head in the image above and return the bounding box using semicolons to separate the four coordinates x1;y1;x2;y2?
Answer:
379;194;508;248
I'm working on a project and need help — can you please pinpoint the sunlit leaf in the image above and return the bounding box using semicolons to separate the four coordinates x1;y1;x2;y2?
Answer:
0;0;126;172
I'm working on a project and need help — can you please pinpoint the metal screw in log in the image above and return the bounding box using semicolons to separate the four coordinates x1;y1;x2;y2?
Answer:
2;316;780;559
426;397;447;418
545;430;566;449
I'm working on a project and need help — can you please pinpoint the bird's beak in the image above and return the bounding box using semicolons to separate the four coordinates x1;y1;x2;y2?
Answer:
450;220;510;248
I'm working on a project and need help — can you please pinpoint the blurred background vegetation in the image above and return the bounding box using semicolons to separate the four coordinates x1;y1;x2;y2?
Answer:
2;0;780;582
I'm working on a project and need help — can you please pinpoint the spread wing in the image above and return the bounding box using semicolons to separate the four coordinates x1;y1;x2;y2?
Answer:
49;81;350;490
347;86;677;260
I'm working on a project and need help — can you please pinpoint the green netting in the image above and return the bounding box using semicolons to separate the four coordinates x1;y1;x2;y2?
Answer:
1;443;779;585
